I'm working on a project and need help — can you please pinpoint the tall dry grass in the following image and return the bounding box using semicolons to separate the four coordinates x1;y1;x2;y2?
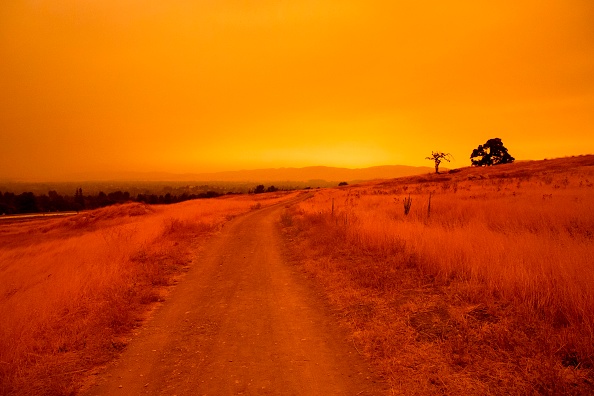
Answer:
0;191;297;395
283;156;594;394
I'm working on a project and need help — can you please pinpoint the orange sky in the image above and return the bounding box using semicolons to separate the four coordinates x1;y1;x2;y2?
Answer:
1;0;593;181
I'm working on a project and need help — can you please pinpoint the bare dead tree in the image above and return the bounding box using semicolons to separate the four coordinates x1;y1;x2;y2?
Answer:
426;151;453;174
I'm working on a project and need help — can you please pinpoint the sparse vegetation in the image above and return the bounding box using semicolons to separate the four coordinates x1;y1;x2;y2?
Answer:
281;155;594;395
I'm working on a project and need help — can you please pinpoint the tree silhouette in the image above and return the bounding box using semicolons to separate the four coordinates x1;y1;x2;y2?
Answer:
470;138;515;166
74;188;85;210
425;151;453;174
16;192;38;213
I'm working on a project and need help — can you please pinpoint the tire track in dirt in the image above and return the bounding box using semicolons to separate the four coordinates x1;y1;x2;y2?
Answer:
84;194;387;395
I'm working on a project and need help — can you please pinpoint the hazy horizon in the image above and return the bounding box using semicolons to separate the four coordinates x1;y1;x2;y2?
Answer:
0;162;440;183
2;1;593;181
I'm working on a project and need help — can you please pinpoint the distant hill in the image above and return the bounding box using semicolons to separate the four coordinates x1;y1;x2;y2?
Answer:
363;155;594;189
64;165;437;183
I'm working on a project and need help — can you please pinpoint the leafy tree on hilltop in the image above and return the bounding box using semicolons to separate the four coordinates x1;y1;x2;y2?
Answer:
425;151;453;174
470;138;515;166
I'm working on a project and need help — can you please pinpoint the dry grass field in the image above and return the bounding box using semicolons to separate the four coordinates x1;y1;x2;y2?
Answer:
0;191;297;396
281;155;594;395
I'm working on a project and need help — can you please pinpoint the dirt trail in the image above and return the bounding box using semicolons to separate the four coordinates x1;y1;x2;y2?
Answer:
84;194;387;395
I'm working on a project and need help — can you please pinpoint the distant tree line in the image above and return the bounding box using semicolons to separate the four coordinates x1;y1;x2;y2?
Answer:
251;185;279;194
0;183;295;215
0;189;227;215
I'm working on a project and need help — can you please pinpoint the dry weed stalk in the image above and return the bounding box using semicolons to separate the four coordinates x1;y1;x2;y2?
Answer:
403;194;412;215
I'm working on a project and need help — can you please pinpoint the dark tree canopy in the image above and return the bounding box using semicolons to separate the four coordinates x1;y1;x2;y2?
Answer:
74;188;85;210
470;138;515;166
15;192;38;213
0;189;223;216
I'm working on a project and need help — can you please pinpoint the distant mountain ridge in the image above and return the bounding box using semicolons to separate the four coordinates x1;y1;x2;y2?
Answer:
64;165;436;183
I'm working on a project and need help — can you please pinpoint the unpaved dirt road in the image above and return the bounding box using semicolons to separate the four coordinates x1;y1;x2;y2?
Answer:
85;194;387;395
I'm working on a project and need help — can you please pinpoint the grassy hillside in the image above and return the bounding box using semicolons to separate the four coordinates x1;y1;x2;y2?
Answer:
0;192;298;396
281;155;594;395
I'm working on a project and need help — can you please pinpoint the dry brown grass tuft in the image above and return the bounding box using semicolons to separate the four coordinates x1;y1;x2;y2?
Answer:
281;156;594;395
0;192;297;395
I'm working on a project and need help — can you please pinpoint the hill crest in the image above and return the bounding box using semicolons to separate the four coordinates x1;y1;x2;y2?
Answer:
61;165;436;183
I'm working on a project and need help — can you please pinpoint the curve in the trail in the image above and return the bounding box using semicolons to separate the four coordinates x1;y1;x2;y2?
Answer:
85;194;387;395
